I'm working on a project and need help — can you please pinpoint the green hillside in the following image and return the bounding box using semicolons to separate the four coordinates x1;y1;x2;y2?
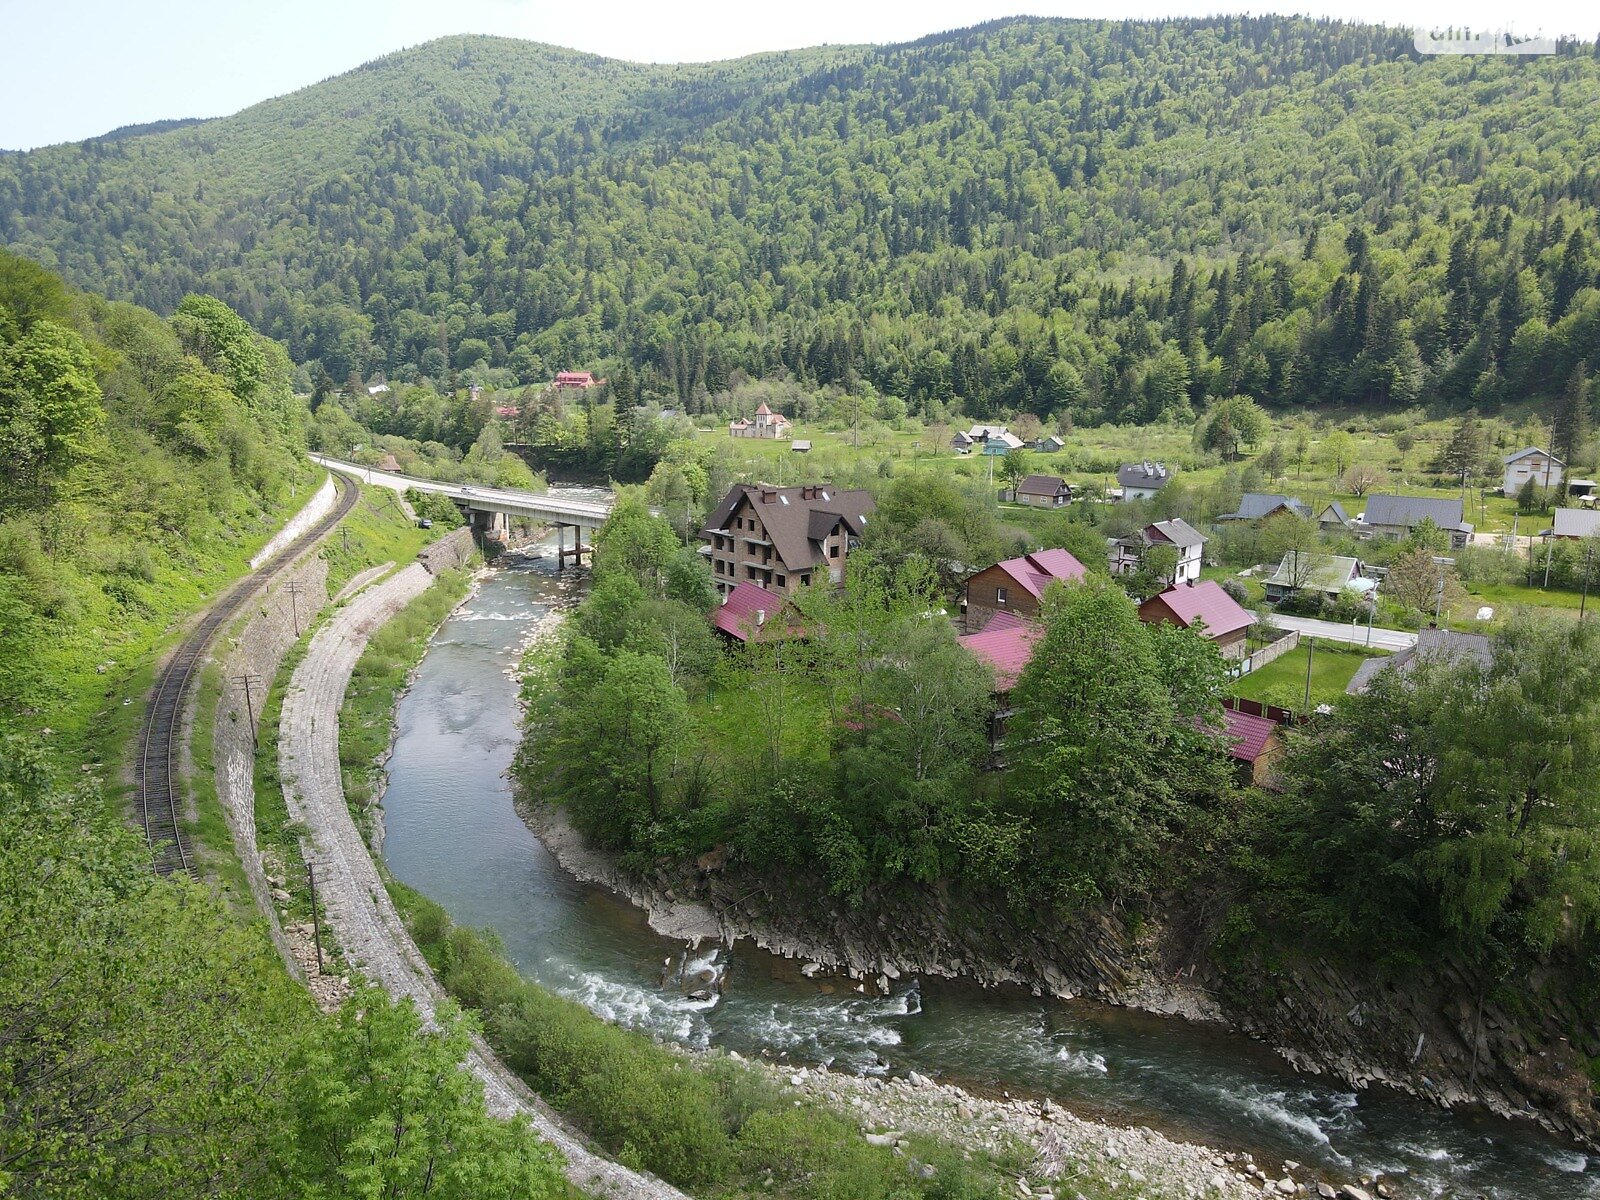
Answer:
3;20;1600;423
0;253;574;1199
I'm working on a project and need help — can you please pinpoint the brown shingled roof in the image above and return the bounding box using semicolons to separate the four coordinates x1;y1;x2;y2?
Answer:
702;484;875;576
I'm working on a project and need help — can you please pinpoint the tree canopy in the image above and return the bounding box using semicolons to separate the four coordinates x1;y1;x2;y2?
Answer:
4;21;1599;421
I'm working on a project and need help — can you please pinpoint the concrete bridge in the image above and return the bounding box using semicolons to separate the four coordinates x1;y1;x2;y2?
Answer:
308;453;610;565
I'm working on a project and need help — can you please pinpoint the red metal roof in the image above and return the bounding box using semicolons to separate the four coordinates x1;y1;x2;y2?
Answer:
755;402;772;415
1139;581;1252;640
712;582;796;642
991;549;1087;600
958;616;1042;691
1217;707;1277;763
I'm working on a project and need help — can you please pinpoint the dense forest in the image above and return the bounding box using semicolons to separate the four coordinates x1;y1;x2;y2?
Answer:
4;20;1600;422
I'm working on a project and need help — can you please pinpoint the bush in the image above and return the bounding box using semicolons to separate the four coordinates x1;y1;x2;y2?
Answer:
1454;544;1521;586
406;488;466;528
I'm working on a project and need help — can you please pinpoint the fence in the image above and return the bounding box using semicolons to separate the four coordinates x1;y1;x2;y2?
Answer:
1231;629;1300;677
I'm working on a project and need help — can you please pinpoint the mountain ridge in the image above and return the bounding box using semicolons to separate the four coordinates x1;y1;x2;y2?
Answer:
3;17;1598;420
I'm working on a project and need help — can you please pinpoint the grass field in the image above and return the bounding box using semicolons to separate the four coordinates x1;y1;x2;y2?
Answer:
693;401;1563;538
1230;641;1386;709
316;484;439;592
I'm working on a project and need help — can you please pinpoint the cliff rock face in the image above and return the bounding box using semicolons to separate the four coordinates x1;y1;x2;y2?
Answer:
600;837;1600;1148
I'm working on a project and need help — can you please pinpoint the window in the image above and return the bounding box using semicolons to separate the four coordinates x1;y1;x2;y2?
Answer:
776;574;786;587
996;586;1009;605
829;541;840;558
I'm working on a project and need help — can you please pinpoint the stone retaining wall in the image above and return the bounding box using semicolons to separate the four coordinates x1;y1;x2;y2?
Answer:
417;525;475;574
251;474;336;568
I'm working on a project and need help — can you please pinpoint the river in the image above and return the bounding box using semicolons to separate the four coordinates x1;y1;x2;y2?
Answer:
378;533;1596;1199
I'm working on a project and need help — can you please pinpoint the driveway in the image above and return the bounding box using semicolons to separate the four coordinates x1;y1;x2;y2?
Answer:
1269;613;1417;653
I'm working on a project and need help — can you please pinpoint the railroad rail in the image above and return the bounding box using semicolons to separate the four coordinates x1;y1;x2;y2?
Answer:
136;470;360;876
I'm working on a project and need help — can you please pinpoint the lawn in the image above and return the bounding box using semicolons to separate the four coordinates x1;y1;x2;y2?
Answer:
1461;579;1590;615
1230;642;1387;710
316;483;439;592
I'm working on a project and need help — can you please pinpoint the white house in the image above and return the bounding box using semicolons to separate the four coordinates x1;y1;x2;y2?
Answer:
1116;461;1174;501
729;403;792;439
1502;447;1563;495
1108;518;1207;585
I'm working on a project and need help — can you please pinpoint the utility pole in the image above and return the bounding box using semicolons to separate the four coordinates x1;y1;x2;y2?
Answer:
1583;545;1595;620
232;673;264;747
285;581;306;637
1303;636;1314;713
306;862;325;975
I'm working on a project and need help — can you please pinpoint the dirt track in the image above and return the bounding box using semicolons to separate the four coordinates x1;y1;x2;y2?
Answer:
277;563;687;1200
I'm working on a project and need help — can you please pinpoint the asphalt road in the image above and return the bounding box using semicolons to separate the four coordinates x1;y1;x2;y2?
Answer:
1269;613;1418;652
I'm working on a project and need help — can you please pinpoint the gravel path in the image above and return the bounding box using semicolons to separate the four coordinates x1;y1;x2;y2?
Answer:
278;563;688;1200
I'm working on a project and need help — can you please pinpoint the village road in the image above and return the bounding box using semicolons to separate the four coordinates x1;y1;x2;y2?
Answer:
1270;613;1419;652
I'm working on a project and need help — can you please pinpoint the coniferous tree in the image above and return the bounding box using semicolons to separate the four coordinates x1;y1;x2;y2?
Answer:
1553;363;1593;474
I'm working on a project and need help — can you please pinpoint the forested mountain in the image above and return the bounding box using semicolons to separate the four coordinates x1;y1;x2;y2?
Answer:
5;19;1600;421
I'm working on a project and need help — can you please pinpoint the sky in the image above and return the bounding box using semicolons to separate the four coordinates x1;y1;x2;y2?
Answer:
2;0;1597;150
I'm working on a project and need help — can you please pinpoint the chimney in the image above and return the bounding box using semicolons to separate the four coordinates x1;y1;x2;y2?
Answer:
756;609;767;626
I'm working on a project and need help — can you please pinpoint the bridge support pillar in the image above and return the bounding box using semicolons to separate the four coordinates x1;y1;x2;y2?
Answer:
555;522;589;569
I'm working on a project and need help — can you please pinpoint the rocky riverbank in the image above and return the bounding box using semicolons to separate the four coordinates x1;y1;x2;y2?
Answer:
527;806;1419;1198
521;797;1600;1156
736;1055;1399;1200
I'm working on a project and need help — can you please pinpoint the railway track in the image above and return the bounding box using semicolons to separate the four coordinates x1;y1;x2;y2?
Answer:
137;470;360;876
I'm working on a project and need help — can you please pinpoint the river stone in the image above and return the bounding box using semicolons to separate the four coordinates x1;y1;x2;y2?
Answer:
1339;1189;1373;1200
1276;1179;1296;1195
1315;1186;1336;1200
